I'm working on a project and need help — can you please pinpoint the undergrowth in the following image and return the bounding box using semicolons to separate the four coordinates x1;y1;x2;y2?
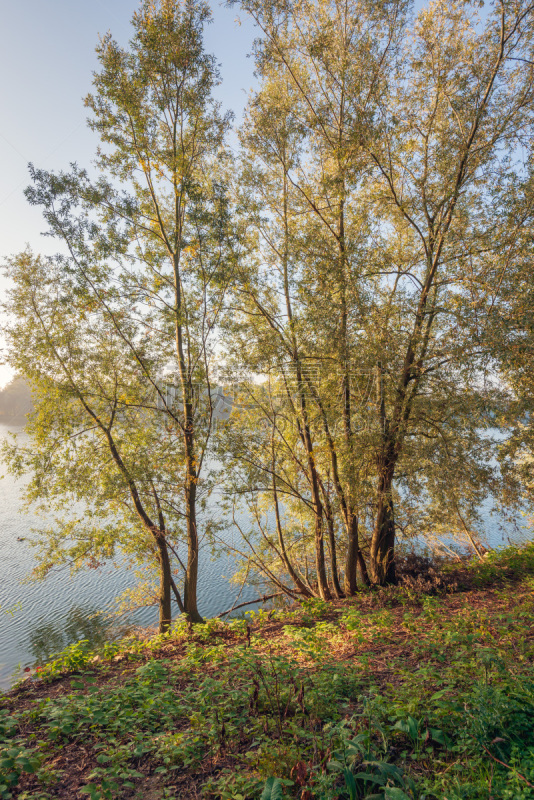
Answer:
1;543;534;799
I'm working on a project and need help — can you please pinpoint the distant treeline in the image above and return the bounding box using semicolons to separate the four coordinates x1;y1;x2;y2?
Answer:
0;377;32;419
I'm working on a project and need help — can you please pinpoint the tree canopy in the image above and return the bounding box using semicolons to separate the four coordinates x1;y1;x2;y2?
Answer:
3;0;534;623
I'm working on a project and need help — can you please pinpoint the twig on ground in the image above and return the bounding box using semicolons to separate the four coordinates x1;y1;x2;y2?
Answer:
216;592;290;618
482;744;534;788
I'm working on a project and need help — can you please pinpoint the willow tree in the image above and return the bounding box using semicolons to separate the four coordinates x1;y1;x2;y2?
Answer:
481;164;534;520
3;0;233;624
363;0;534;582
231;0;534;587
227;0;406;596
3;252;186;633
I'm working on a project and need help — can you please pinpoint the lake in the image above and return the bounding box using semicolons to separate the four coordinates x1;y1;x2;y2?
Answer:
0;423;532;691
0;424;260;690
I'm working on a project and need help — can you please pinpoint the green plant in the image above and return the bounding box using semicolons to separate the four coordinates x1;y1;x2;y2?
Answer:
0;744;41;799
261;777;284;800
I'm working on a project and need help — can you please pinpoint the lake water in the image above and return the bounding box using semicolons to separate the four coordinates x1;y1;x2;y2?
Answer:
0;424;260;690
1;423;532;691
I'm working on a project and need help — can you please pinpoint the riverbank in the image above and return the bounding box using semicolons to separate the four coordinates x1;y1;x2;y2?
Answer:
0;420;260;690
2;545;534;799
1;417;529;692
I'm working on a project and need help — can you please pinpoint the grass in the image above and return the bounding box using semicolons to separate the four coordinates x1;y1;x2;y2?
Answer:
2;543;534;799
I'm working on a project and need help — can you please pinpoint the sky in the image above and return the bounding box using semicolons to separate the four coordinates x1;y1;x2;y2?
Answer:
0;0;257;387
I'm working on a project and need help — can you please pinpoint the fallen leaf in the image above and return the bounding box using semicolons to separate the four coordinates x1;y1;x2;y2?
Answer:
291;761;307;787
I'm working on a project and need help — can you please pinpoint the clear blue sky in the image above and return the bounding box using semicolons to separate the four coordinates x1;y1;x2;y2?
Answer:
0;0;257;386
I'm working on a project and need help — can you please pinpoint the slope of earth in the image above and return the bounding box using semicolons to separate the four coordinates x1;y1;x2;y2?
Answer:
2;544;534;800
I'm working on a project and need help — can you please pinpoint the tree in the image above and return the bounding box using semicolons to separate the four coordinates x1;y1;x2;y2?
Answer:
3;252;186;632
222;0;406;598
362;0;534;582
3;0;234;626
226;0;534;590
481;164;534;523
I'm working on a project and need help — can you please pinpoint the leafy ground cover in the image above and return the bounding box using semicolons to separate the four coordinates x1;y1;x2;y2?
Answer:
2;544;534;799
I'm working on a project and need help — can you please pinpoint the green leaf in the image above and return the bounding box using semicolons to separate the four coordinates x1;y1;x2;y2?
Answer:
385;788;413;800
355;772;385;786
261;777;283;800
428;727;449;747
327;759;345;770
343;768;357;800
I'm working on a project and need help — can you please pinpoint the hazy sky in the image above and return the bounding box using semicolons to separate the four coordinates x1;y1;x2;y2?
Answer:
0;0;257;387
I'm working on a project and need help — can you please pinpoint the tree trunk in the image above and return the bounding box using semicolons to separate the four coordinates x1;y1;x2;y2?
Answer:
302;423;331;601
95;420;179;630
273;466;314;597
183;473;203;623
174;245;204;625
314;509;331;600
370;365;397;585
278;158;330;601
308;387;367;593
357;549;370;586
370;458;396;585
337;184;367;594
326;525;344;599
155;533;172;633
323;487;344;598
344;512;359;594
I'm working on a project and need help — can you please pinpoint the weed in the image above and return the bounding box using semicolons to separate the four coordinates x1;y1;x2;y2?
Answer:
3;547;534;798
0;743;41;799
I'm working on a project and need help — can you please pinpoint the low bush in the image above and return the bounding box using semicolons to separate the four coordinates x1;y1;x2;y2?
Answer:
2;546;534;798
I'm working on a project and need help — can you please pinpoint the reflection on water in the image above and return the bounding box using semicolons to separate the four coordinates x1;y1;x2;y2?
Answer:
28;606;114;666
